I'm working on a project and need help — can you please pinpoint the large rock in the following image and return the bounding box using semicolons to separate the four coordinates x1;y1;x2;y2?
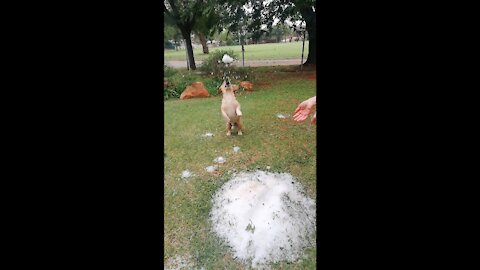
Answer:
240;81;254;92
180;82;210;100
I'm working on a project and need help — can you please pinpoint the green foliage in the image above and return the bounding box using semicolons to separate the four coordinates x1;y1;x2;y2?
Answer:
230;67;256;84
202;77;223;96
199;49;238;78
198;49;256;87
164;65;177;78
163;71;199;100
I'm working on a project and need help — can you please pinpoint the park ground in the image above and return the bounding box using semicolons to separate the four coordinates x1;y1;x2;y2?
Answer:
164;42;310;69
164;65;317;269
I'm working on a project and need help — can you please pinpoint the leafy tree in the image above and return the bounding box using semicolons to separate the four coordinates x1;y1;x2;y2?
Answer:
193;6;221;54
218;0;316;65
164;0;205;70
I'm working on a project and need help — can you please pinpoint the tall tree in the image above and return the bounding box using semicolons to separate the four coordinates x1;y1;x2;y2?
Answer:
164;0;204;70
193;6;221;54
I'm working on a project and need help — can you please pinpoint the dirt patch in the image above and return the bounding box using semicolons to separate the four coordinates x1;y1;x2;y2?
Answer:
256;82;272;89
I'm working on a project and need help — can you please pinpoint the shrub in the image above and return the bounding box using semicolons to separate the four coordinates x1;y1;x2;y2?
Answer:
230;67;256;84
164;65;177;78
199;49;238;78
164;72;199;100
202;77;224;96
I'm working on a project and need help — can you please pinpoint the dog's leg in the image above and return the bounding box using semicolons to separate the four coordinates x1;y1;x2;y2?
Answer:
235;106;242;117
226;122;232;136
237;118;243;136
221;109;230;122
221;109;232;136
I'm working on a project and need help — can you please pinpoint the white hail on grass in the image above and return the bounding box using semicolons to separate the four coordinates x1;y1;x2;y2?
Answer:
201;132;214;137
213;156;226;164
181;170;193;178
210;170;316;268
205;165;218;173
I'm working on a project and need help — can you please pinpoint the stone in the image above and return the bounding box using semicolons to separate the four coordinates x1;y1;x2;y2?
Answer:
240;81;254;92
180;82;210;100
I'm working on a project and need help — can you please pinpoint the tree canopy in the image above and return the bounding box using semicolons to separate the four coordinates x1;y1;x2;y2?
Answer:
217;0;316;64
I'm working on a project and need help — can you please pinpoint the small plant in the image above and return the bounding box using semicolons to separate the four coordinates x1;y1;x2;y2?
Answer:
164;72;199;100
202;77;223;96
164;65;177;78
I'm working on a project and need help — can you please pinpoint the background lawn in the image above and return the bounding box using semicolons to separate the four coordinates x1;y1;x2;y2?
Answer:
164;66;317;269
164;41;309;61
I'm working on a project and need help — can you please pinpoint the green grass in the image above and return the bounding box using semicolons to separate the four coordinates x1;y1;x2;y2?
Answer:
164;66;316;269
164;41;309;61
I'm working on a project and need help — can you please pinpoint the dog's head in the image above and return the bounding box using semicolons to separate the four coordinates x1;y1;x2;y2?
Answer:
218;80;239;94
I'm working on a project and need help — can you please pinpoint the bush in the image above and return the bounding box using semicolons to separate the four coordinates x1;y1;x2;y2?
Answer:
202;77;224;97
230;67;256;84
164;65;177;78
199;49;238;78
164;72;199;100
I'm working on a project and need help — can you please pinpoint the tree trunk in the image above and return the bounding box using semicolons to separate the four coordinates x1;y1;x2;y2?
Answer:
181;30;196;70
302;10;316;65
198;32;209;54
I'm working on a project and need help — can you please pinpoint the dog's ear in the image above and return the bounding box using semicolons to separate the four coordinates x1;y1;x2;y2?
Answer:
218;81;226;94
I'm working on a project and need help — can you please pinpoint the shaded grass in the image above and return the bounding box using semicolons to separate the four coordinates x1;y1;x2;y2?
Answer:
164;42;310;62
164;67;316;269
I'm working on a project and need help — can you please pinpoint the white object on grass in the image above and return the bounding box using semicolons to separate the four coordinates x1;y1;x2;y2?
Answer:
181;170;193;178
205;165;218;173
213;156;226;164
233;146;241;153
210;170;316;268
165;255;195;270
222;54;234;64
201;132;214;137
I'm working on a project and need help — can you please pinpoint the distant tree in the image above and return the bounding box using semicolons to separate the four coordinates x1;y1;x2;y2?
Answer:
271;23;289;43
164;24;182;50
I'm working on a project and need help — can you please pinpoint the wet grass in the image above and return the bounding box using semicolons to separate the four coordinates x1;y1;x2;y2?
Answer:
164;66;317;269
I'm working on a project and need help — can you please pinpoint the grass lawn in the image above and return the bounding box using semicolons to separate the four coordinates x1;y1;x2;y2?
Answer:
164;41;309;62
164;66;317;269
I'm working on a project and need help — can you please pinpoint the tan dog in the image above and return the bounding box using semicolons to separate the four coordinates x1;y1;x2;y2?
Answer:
219;80;244;136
